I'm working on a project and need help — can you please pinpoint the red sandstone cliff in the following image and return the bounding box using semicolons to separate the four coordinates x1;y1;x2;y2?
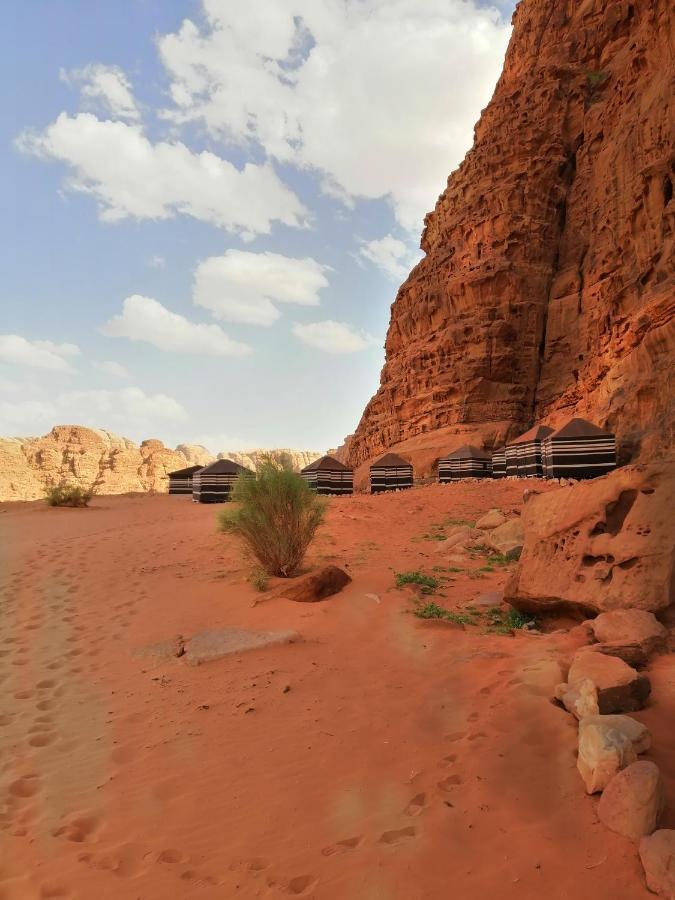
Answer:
347;0;674;473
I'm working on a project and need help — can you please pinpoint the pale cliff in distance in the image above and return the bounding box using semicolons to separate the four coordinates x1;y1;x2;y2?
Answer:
0;425;323;502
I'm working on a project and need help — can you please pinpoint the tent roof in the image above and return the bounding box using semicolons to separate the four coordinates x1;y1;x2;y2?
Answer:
302;454;351;473
371;452;412;468
198;459;253;475
443;444;490;460
509;424;555;444
168;464;203;477
549;418;612;438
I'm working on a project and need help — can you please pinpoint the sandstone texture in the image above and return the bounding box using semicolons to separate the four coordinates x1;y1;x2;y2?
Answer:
577;714;651;793
279;566;352;603
345;0;674;473
556;651;650;717
598;761;664;841
589;609;667;654
640;830;675;899
475;509;507;530
0;426;324;502
218;449;323;473
506;459;675;614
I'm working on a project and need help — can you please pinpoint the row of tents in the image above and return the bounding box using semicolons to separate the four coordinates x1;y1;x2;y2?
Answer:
169;417;616;502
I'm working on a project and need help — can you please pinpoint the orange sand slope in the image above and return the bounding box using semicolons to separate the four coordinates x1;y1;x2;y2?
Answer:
1;485;673;899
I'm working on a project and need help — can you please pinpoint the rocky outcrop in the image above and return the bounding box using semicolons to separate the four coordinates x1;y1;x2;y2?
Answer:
218;449;323;473
0;426;324;502
347;0;674;471
505;458;675;614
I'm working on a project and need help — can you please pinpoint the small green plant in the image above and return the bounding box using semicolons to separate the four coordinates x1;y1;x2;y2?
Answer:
248;567;269;592
414;602;474;625
485;606;536;634
421;531;447;541
487;553;511;566
479;565;495;573
45;482;94;508
446;566;464;573
467;543;490;554
218;462;326;577
585;70;607;87
395;571;439;594
443;518;475;528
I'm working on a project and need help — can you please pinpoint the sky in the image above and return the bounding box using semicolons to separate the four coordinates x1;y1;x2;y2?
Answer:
2;0;515;453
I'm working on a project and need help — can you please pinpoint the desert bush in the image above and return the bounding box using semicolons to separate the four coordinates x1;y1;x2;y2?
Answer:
414;601;474;625
395;571;439;594
248;566;269;592
45;482;94;508
218;462;325;577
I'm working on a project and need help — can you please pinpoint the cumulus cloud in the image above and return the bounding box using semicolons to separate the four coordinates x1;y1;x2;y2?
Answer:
0;334;80;372
101;294;251;356
17;113;308;238
193;250;330;326
61;64;140;120
358;234;422;280
292;320;377;354
93;360;130;379
158;0;511;229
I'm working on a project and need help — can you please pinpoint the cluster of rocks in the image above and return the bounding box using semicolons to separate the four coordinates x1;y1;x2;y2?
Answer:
554;608;674;897
437;507;524;569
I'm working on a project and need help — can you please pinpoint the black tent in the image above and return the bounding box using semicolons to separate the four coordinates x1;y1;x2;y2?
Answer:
300;455;353;495
370;453;413;493
542;418;616;480
192;459;253;503
438;445;491;482
168;464;203;495
505;424;554;478
491;448;506;479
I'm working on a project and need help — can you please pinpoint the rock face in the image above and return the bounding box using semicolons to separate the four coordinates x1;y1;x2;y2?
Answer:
506;459;675;614
346;0;674;471
218;449;323;473
0;427;325;502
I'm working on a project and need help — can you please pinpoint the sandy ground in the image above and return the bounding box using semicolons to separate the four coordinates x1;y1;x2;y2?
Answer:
0;483;673;900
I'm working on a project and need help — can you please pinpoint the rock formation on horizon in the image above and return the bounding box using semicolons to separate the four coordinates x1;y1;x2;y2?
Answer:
0;426;323;502
346;0;674;472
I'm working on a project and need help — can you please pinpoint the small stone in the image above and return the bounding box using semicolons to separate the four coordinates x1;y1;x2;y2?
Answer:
577;715;651;793
282;685;291;693
598;761;664;841
590;609;667;657
567;651;650;715
475;509;506;530
484;519;524;556
639;830;675;899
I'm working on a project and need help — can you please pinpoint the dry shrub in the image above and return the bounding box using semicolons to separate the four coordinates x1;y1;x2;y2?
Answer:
218;462;325;577
45;482;94;508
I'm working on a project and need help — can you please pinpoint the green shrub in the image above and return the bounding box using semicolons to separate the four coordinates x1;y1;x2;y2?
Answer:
485;606;536;634
218;462;325;577
395;571;439;594
45;483;94;508
248;567;269;592
487;553;510;566
414;602;474;625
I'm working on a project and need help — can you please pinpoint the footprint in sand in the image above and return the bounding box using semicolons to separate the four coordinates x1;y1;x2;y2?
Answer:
437;774;463;792
321;836;363;856
284;874;318;895
53;811;100;843
378;826;416;845
438;754;457;768
9;775;40;799
403;793;427;817
446;731;466;742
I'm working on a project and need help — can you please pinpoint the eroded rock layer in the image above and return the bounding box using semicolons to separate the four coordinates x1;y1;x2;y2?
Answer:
347;0;674;469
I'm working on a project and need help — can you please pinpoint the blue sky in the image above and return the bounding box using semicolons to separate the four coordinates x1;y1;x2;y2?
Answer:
2;0;515;452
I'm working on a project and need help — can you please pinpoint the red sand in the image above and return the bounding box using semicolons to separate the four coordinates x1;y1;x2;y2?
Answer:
1;483;672;899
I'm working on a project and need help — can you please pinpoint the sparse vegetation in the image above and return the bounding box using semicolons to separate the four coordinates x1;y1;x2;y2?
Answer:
395;571;439;594
487;553;511;566
414;602;475;625
485;606;536;634
248;567;269;592
467;543;490;555
443;517;475;528
218;462;326;577
45;482;94;508
585;70;608;87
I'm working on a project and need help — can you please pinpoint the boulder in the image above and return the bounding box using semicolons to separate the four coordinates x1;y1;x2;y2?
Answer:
184;628;299;665
279;566;351;603
577;641;650;669
577;715;651;793
475;509;506;530
484;519;524;556
556;652;650;717
598;761;664;841
639;830;675;899
505;460;675;615
589;609;667;656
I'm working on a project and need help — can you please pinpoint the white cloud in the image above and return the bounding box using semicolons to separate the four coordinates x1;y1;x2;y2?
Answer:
63;386;186;421
0;334;80;372
292;320;377;354
358;234;422;280
147;255;166;269
193;250;330;326
0;399;57;429
101;294;251;356
17;113;308;238
61;64;140;120
93;360;130;379
158;0;511;229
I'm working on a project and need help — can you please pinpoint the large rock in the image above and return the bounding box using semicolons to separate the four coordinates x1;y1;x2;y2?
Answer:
344;0;674;471
484;519;524;557
475;509;506;530
589;609;667;656
639;830;675;899
279;566;351;603
556;652;650;717
506;460;675;615
184;628;299;665
598;761;664;841
577;715;651;794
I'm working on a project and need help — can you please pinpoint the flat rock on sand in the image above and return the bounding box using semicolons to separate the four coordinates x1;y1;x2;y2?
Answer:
589;609;667;654
184;628;300;666
639;830;675;899
558;651;651;717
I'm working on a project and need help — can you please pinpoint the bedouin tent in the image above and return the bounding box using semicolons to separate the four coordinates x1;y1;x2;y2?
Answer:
542;418;616;480
192;459;253;503
369;453;413;493
438;445;492;482
491;448;506;479
168;464;203;495
505;424;554;478
300;455;353;495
